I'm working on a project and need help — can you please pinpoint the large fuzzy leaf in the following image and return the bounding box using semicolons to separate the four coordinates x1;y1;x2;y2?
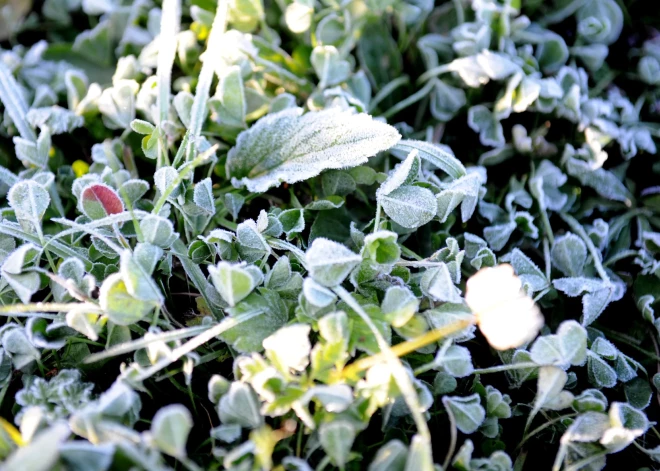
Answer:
226;107;401;192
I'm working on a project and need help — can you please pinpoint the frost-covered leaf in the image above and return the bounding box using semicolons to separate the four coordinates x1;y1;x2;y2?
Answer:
565;156;633;205
468;105;505;148
380;185;437;229
506;248;548;294
576;0;624;45
2;423;70;471
430;79;466;122
1;243;42;304
208;262;257;307
434;343;473;378
224;193;245;220
486;385;511;419
303;277;336;307
98;80;139;129
79;183;124;220
151;404;193;458
319;420;356;468
99;273;156;325
218;382;263;428
120;179;149;204
587;350;618;388
390;140;466;179
363;231;401;267
483;221;516;251
305;238;361;287
140;215;178;249
212;66;246;128
436;173;482;223
220;291;288;353
227;107;401;192
193;177;215;214
552;233;587;277
368;440;408;471
531;366;574;419
530;320;587;368
529;160;568;211
442;394;485;434
263;324;311;373
377;150;420;198
26;106;84;134
382;286;419;327
311;46;351;89
8;180;50;231
553;277;615;325
278;209;305;236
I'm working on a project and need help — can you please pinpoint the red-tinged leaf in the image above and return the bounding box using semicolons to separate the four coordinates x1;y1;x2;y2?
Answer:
80;183;124;220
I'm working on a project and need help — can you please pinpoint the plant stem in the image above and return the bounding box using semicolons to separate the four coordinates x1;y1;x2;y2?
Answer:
563;451;608;471
345;320;472;379
381;79;435;119
372;202;381;233
369;76;410;113
471;362;539;375
0;302;100;315
442;401;458;471
133;310;260;382
185;0;229;164
334;286;453;448
559;212;610;283
517;412;577;449
543;237;552;280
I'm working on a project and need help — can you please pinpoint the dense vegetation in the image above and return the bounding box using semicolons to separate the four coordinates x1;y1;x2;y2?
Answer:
2;0;660;470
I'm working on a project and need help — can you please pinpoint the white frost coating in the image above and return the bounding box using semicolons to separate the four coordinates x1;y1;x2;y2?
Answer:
305;238;361;287
157;0;181;124
391;139;466;179
376;149;419;198
26;106;84;134
0;61;36;141
436;172;482;223
379;185;437;229
263;324;311;372
226;107;401;193
186;0;229;159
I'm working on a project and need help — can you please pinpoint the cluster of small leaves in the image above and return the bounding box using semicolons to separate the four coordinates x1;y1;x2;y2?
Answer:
1;0;660;470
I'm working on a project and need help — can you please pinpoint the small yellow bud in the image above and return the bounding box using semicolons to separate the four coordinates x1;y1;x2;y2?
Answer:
72;160;90;178
191;22;209;41
48;147;55;158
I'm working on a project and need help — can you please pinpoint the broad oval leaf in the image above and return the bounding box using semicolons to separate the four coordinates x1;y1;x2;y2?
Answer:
380;185;437;229
226;107;401;192
442;394;486;434
8;180;51;230
305;238;361;287
208;262;257;307
551;232;587;277
151;404;193;459
79;183;124;220
99;273;155;325
319;420;356;468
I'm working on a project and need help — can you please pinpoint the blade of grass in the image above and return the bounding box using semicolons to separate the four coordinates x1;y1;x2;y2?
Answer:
156;0;181;168
83;324;210;363
185;0;229;164
0;62;36;141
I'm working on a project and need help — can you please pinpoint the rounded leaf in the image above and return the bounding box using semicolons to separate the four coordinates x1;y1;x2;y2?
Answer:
151;404;193;458
79;183;124;220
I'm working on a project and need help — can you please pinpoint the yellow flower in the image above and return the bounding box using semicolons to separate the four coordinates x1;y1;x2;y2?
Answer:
72;160;90;178
465;264;544;351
